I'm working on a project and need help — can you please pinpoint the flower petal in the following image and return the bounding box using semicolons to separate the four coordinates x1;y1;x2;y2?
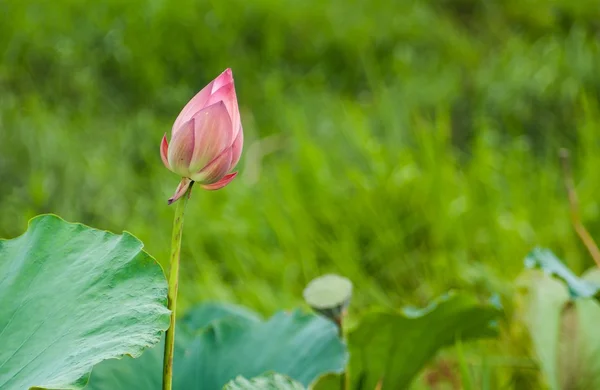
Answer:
206;81;241;140
172;82;215;135
229;127;243;169
190;146;232;184
160;133;170;170
168;177;192;205
210;68;234;94
188;101;233;172
167;118;195;177
201;172;238;191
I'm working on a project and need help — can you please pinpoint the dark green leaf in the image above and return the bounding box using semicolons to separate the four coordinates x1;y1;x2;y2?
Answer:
310;373;341;390
349;292;501;389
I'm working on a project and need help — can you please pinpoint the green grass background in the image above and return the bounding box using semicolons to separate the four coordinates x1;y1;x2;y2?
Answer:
1;0;600;387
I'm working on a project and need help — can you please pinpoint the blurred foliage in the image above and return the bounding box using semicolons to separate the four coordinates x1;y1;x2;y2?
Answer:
348;292;501;389
1;0;600;387
88;304;346;390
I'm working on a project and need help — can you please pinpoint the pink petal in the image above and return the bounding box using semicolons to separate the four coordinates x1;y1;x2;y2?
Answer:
172;69;236;135
206;81;241;140
167;118;196;177
210;68;233;94
172;81;215;135
201;172;238;191
229;127;244;169
188;101;233;172
190;146;233;184
160;133;170;170
168;177;192;205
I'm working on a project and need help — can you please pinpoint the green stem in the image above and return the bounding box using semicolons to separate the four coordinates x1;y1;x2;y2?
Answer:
335;315;350;390
162;183;193;390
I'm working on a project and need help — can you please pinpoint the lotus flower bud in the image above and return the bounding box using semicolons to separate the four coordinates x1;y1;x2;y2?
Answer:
161;68;243;204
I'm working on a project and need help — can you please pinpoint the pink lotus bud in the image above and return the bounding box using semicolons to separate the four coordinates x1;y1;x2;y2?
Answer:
160;68;244;204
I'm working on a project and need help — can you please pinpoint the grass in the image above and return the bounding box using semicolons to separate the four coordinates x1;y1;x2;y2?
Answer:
2;0;600;388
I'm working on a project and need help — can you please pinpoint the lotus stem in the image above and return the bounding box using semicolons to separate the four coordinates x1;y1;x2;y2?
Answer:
335;313;350;390
162;183;193;390
559;149;600;268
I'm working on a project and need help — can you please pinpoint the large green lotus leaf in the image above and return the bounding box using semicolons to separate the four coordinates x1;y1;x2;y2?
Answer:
87;306;347;390
0;215;170;390
223;373;305;390
86;336;189;390
87;302;260;389
349;292;501;390
181;302;262;331
176;310;346;389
